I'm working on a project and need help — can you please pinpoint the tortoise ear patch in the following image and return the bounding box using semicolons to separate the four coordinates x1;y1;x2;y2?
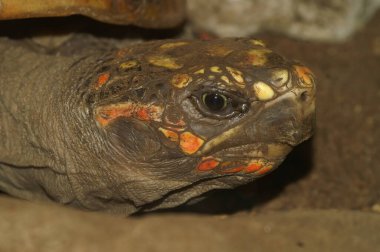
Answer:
95;102;163;127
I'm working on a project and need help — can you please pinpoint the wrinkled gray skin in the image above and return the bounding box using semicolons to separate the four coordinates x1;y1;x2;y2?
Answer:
0;37;315;215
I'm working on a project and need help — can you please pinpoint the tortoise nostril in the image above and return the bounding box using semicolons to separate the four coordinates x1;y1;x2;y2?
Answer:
300;91;308;102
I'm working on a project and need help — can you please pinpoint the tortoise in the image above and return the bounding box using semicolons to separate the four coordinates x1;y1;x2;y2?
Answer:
0;0;316;215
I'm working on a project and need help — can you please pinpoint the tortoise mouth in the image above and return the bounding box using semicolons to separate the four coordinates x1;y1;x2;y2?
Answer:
196;156;278;175
195;143;292;175
212;142;292;158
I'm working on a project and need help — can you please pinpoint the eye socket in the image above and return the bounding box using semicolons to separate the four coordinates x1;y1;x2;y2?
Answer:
202;93;227;112
192;89;249;119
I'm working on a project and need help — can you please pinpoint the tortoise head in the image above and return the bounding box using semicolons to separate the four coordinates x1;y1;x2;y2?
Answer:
84;38;315;212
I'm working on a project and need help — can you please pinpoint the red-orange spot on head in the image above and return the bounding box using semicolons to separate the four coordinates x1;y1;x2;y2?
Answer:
257;165;273;175
245;163;263;173
95;102;163;127
159;128;179;142
95;103;134;127
95;114;110;127
136;108;150;121
294;65;314;87
134;106;162;122
179;132;204;155
197;159;220;171
95;73;110;90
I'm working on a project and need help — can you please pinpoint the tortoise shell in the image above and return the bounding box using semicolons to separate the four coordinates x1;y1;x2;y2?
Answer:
0;0;185;28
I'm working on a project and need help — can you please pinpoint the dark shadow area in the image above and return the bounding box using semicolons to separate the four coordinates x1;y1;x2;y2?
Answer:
0;15;185;40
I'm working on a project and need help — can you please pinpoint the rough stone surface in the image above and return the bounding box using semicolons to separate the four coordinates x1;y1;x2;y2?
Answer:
188;0;380;41
0;196;379;252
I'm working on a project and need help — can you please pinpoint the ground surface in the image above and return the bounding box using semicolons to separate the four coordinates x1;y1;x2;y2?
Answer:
1;196;379;252
0;9;379;252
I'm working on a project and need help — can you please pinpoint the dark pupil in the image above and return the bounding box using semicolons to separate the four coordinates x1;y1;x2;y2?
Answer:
204;93;226;112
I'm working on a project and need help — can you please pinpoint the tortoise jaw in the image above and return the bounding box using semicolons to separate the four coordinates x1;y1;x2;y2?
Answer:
196;156;279;175
195;143;292;175
212;143;293;160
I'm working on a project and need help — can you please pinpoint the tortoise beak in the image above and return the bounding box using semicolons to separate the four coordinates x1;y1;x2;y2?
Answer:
246;86;316;147
296;88;316;143
244;81;316;149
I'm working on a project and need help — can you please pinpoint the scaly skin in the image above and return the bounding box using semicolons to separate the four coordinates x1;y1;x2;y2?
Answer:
0;37;315;215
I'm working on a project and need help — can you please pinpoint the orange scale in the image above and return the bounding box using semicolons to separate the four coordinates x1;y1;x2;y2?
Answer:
257;166;273;175
179;132;204;155
95;72;110;90
135;108;150;121
197;159;220;171
245;163;263;173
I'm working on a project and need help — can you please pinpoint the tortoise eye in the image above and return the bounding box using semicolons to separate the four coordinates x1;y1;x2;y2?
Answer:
202;93;227;112
192;89;249;119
